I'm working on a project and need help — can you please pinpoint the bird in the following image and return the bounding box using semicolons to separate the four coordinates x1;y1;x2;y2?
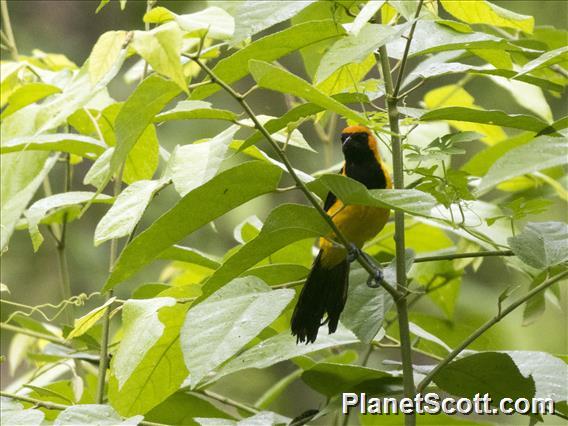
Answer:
291;125;392;344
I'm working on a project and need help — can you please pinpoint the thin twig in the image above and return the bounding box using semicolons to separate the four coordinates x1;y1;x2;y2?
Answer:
200;389;259;415
417;269;568;393
414;250;514;263
0;391;168;426
96;167;123;403
1;0;18;60
56;153;73;324
0;322;67;345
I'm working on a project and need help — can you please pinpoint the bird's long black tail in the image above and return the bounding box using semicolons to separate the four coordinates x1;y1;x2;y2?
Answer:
291;251;349;343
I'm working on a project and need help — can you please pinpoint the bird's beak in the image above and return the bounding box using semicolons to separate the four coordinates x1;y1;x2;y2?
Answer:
342;135;352;146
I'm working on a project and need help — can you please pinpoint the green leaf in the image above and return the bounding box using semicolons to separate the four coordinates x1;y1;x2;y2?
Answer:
302;362;399;398
316;54;376;96
1;134;107;158
67;297;116;340
83;148;113;190
111;298;176;388
201;204;329;298
434;352;535;402
315;23;402;83
132;23;187;92
104;161;281;291
522;271;548;326
230;1;315;44
489;75;552;122
155;100;238;122
109;303;188;416
250;60;372;127
54;404;142;425
409;322;452;353
211;326;359;384
88;31;128;85
434;351;567;403
349;1;386;36
181;276;294;387
508;222;568;269
341;266;392;343
145;392;235;426
516;46;568;76
166;126;237;197
174;6;234;40
241;263;309;285
157;245;220;269
240;93;367;151
389;21;519;58
421;107;551;132
477;135;568;193
110;75;180;175
0;397;45;426
191;20;345;100
313;174;437;217
25;191;112;251
1;153;57;251
406;62;564;93
440;0;534;33
461;132;533;176
94;179;168;246
1;83;61;118
95;0;110;13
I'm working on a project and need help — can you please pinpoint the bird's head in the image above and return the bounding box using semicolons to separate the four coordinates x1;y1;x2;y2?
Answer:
340;125;379;161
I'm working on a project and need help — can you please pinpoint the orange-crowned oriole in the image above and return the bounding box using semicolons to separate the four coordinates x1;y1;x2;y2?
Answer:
291;125;392;343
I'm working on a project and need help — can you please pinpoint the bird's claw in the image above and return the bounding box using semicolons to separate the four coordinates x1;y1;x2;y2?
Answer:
347;244;360;263
366;268;384;288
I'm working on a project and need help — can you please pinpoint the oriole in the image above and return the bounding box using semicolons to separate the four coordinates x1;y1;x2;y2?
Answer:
291;125;392;344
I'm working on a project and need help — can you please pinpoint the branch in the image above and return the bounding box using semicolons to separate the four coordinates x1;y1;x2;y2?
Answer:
0;322;67;345
392;1;424;99
186;55;400;300
199;389;259;415
0;391;168;426
375;2;424;424
417;269;568;393
0;0;18;60
96;167;123;403
56;153;73;325
413;250;514;263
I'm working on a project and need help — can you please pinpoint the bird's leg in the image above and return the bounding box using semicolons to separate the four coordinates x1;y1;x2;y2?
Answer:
346;243;361;262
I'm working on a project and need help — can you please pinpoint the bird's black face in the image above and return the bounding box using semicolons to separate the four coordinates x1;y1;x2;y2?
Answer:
341;132;371;161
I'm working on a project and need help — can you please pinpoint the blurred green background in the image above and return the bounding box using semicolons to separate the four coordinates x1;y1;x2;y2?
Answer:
1;0;567;423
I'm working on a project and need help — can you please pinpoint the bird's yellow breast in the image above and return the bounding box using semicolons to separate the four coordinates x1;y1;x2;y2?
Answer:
319;200;390;268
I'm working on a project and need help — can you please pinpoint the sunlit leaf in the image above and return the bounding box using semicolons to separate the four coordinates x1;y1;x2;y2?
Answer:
94;178;168;246
104;162;281;290
191;20;345;100
1;134;106;158
109;303;188;416
516;46;568;76
0;397;45;426
155;100;237;122
212;326;359;384
509;222;568;269
166;126;238;197
67;297;116;340
477;135;568;193
440;0;534;33
88;31;128;85
181;276;294;387
54;404;142;425
1;83;61;118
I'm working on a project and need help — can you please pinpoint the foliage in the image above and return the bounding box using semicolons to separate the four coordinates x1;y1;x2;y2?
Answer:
1;1;567;425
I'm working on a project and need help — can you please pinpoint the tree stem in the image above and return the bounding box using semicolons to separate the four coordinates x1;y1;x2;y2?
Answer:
56;153;73;325
417;269;568;393
96;167;122;404
200;389;259;415
375;3;424;424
